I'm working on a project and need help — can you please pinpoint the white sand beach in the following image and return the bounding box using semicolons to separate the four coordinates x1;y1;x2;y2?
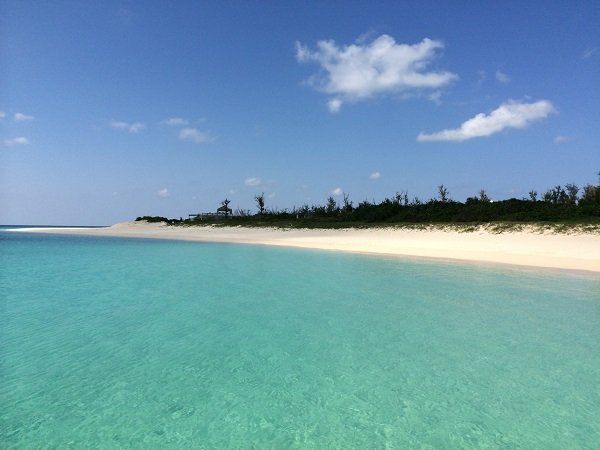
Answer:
10;221;600;273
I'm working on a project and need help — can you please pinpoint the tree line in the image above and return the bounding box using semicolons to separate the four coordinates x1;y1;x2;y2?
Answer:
137;175;600;226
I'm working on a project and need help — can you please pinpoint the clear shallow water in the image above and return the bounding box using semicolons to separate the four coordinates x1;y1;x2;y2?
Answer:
1;230;599;448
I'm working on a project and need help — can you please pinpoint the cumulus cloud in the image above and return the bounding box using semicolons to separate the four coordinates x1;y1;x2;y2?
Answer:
161;117;188;126
244;177;262;187
417;100;556;142
296;34;457;112
157;188;169;198
495;70;510;83
178;127;215;143
110;120;145;133
554;135;573;144
369;171;381;180
14;112;34;122
3;137;29;146
331;187;343;196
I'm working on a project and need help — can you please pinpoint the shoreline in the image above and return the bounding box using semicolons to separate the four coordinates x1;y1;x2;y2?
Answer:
7;221;600;274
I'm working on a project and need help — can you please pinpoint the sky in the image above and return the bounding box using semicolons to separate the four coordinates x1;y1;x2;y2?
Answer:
1;0;599;225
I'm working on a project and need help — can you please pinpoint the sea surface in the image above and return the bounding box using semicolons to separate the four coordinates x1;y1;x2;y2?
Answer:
1;228;599;448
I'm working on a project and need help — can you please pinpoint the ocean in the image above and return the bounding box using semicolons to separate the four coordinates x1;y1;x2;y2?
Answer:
1;229;599;448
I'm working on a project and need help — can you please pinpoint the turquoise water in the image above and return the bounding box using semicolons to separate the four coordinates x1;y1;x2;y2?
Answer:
1;230;599;448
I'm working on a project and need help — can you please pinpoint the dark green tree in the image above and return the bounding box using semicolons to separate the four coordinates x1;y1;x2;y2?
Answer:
326;196;338;215
478;189;490;202
255;192;265;214
565;183;579;204
438;185;450;202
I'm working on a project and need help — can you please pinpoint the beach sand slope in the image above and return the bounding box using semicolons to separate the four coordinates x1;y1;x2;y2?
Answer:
9;221;600;273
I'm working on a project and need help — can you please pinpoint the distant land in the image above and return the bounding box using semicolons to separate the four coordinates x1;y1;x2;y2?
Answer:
137;179;600;230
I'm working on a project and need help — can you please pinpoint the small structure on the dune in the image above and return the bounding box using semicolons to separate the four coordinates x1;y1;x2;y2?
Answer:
189;199;233;220
216;199;232;217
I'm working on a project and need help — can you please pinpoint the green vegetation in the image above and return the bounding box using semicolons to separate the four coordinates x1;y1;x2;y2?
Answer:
134;215;179;224
136;177;600;232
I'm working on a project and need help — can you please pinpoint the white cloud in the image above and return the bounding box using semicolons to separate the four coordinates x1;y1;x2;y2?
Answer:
14;112;34;122
583;47;598;59
428;91;442;105
327;98;343;113
244;177;262;187
331;187;343;196
495;70;510;83
110;120;145;133
161;117;188;126
417;100;556;142
268;192;276;199
296;34;457;112
0;111;5;120
554;135;573;144
369;171;381;180
157;188;169;198
3;136;29;146
178;127;215;143
129;123;145;133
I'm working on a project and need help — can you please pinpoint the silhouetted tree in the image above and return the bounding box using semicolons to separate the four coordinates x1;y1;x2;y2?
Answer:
393;192;402;206
326;196;338;215
581;184;600;204
342;193;353;212
438;185;450;202
544;185;568;204
478;189;490;202
529;190;538;202
565;183;579;204
394;190;409;206
255;192;265;214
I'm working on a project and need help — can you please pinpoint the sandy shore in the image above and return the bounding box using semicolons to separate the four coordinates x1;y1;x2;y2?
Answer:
9;221;600;273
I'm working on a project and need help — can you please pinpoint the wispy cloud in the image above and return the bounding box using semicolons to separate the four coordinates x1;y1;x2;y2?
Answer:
428;91;443;105
3;136;29;146
369;171;381;180
554;135;573;144
178;128;215;143
327;98;342;113
296;34;457;112
160;117;189;126
14;112;34;122
331;187;343;196
244;177;262;187
110;120;145;133
0;111;5;120
417;100;556;142
157;188;169;198
476;70;487;86
583;47;598;59
495;70;510;83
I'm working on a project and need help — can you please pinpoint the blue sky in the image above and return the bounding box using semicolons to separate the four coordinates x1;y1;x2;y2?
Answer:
1;1;599;225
